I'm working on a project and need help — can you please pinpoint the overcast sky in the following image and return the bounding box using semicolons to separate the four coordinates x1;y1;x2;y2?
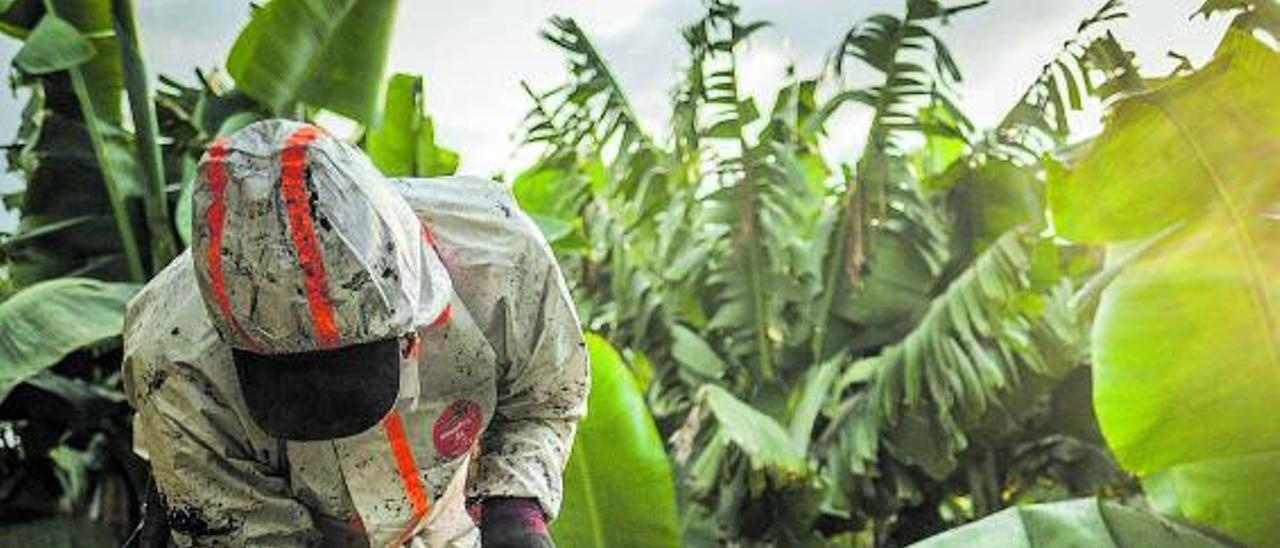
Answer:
0;1;1231;230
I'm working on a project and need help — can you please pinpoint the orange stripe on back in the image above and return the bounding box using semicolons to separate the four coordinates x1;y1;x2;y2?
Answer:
279;125;341;347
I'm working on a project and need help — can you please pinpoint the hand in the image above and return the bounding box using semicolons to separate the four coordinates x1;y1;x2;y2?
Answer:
479;498;555;548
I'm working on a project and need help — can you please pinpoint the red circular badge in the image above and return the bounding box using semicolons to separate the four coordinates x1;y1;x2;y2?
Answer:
433;399;482;459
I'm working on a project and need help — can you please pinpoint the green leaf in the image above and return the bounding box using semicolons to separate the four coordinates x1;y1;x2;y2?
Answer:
1057;60;1083;110
700;384;806;475
1048;33;1280;243
531;17;651;154
414;116;459;177
525;212;574;243
551;334;680;548
1092;215;1280;545
910;498;1230;548
705;118;739;139
12;14;94;74
366;74;418;166
913;102;966;178
511;168;568;216
823;158;950;355
0;278;138;401
946;158;1043;258
226;0;398;123
1055;33;1280;545
1144;450;1280;547
173;157;196;246
1045;74;1068;136
366;73;423;176
45;0;124;123
788;356;840;453
669;324;728;379
829;231;1083;483
365;73;460;176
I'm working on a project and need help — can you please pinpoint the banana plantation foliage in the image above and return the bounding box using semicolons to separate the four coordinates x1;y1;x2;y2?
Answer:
0;0;1277;546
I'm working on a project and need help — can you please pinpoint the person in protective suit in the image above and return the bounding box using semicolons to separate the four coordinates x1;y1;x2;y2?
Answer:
122;119;589;547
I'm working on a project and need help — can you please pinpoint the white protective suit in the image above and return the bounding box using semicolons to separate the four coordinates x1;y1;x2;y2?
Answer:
122;120;589;547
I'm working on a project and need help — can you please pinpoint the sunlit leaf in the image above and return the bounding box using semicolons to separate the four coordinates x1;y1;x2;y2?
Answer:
1049;33;1280;242
552;334;680;548
364;73;460;177
1092;215;1280;545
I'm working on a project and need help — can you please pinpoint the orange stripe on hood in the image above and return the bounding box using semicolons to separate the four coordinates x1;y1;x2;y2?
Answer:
279;125;341;347
204;138;261;351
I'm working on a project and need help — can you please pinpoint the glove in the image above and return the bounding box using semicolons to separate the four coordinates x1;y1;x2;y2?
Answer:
479;498;555;548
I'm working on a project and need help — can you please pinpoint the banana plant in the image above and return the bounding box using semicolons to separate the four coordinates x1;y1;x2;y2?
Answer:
512;0;1145;544
0;278;137;399
983;0;1133;158
811;0;983;360
5;0;166;282
692;0;790;384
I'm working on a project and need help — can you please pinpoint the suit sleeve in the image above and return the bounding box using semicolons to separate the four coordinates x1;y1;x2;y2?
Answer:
123;302;320;546
466;226;590;520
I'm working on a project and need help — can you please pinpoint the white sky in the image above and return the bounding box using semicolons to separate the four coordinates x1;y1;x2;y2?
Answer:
0;1;1232;230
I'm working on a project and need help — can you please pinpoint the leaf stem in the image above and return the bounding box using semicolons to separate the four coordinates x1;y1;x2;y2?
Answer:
111;0;176;273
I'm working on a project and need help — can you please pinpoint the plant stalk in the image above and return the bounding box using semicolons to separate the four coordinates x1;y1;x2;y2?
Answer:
111;0;176;274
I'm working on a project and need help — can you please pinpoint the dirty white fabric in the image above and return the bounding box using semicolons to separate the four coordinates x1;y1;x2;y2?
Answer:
123;122;589;547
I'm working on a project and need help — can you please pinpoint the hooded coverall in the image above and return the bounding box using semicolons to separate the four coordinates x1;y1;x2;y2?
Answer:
122;120;589;547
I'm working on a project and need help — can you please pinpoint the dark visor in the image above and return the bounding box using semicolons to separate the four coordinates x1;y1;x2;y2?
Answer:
232;338;400;441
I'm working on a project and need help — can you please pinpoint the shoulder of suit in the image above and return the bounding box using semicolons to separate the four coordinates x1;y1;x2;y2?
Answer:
124;250;217;356
390;176;552;266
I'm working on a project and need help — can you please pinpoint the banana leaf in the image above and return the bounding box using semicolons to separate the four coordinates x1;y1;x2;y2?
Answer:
910;498;1233;548
226;0;398;124
363;73;459;177
1049;32;1280;546
1048;31;1280;243
0;278;138;401
11;13;92;74
550;334;680;548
